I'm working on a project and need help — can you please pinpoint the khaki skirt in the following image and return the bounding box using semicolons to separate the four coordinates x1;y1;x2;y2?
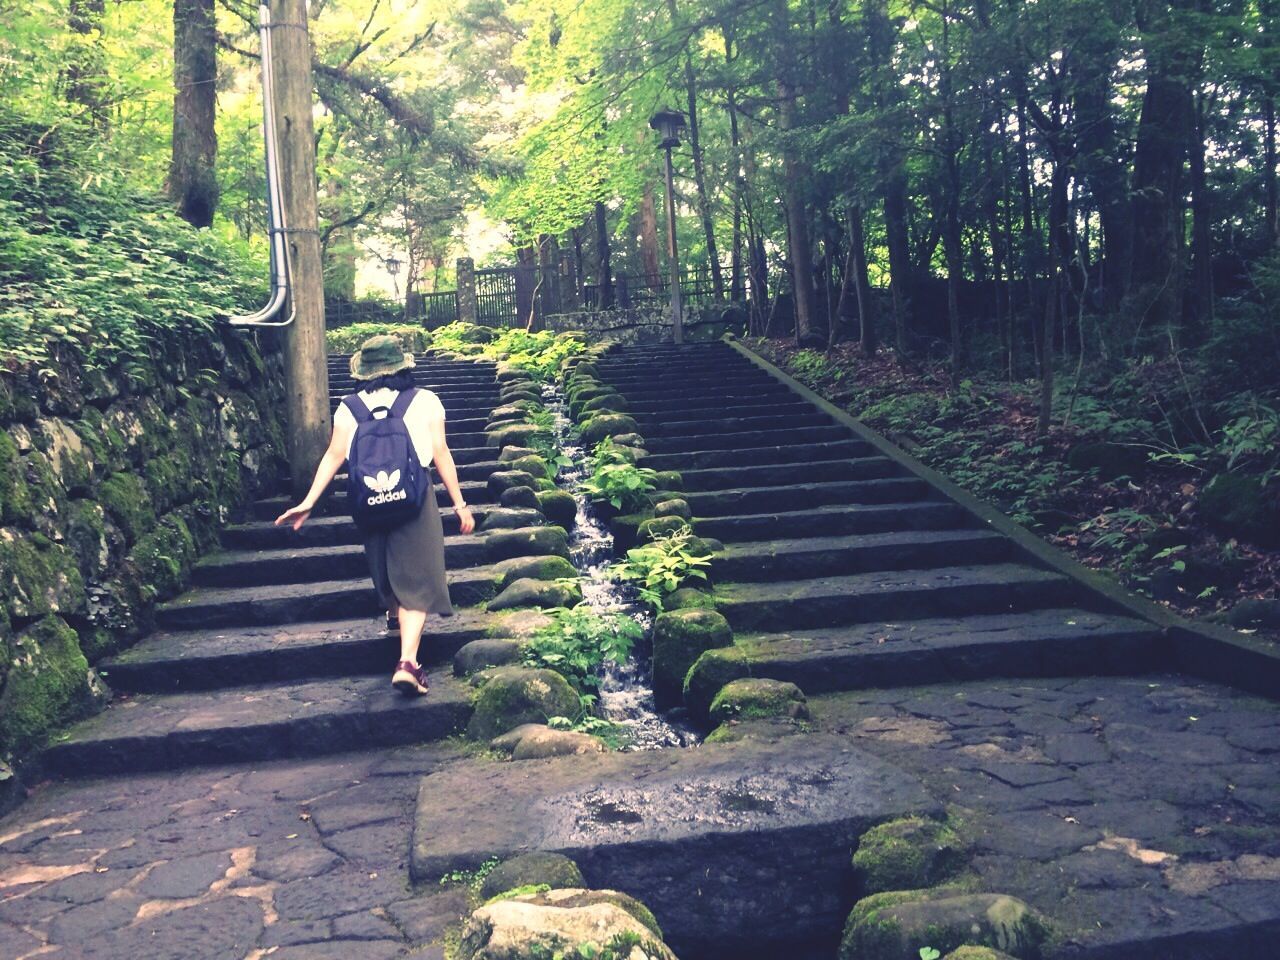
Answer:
362;483;454;616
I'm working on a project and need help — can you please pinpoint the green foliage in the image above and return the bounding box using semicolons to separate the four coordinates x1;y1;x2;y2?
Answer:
580;445;660;512
438;855;502;891
614;528;713;610
0;111;263;368
325;321;432;354
546;712;632;749
522;605;642;695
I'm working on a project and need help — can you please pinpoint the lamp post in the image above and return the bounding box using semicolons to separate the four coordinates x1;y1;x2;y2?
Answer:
650;108;687;344
386;255;402;299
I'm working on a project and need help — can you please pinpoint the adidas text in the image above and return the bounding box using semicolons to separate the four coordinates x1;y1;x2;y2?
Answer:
366;489;408;507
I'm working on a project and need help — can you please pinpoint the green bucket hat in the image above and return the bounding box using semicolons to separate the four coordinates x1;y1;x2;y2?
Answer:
350;334;415;380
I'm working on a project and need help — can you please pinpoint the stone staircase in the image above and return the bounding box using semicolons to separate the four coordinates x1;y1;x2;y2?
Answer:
41;355;516;777
593;340;1165;695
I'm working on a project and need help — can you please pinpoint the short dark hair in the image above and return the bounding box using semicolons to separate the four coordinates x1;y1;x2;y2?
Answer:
359;369;417;392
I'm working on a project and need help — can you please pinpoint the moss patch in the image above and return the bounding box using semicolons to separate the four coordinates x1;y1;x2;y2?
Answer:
852;816;969;894
0;616;93;756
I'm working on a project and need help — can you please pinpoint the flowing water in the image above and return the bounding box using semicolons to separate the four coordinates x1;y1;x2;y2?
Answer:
543;385;698;751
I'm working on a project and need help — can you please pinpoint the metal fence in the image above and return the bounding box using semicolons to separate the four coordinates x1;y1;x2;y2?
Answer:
580;264;726;310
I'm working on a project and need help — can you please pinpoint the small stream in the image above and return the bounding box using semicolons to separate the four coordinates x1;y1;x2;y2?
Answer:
543;385;698;751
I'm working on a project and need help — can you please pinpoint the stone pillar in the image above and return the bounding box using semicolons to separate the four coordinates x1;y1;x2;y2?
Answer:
456;257;477;324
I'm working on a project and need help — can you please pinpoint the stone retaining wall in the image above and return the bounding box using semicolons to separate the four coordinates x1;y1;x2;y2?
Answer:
545;303;748;346
0;329;287;764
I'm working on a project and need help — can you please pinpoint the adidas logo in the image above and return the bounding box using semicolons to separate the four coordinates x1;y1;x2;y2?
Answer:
364;470;401;494
366;488;408;507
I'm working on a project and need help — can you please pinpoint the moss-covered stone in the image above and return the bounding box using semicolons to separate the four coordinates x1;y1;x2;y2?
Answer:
944;947;1018;960
488;403;537;424
483;525;570;560
492;555;578;591
507;455;551;480
488;577;583;612
637;515;691;543
466;666;582;740
127;515;196;601
478;852;585;902
0;528;86;620
535;489;577;528
0;431;32;524
499;445;540;462
499;485;541;511
612;432;646;448
710;678;809;725
653;498;691;520
480;506;547;531
650;469;682;491
499;387;543;407
487;468;539;498
664;586;717;610
578;413;641;446
704;716;809;744
487;422;551;450
839;890;1049;960
453;638;525;677
0;616;96;756
683;645;754;721
652;608;733;710
98;472;155;544
1198;473;1280;547
35;417;95;495
579;393;629;415
852;816;969;895
62;500;114;579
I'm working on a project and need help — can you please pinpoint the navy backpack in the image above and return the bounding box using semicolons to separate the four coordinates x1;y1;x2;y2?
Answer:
342;388;429;532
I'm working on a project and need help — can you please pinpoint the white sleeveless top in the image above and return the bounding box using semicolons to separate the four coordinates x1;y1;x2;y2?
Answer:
332;388;446;468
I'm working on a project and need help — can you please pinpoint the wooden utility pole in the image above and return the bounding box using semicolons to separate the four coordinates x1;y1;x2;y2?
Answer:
270;0;330;497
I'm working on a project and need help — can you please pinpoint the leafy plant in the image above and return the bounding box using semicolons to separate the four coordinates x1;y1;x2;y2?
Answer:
614;527;714;609
438;855;501;890
580;460;660;512
325;321;431;354
522;605;642;694
546;713;632;750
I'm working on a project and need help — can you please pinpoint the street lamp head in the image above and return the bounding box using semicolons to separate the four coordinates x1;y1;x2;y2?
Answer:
649;108;686;150
386;256;402;276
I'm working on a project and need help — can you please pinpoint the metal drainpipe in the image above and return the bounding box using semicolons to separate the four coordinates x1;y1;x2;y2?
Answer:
229;4;295;328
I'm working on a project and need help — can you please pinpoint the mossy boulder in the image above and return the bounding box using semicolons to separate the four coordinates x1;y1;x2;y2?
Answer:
488;577;582;612
126;515;196;601
1198;473;1280;547
483;525;570;561
637;515;691;544
487;470;538;498
499;445;540;462
487;404;535;425
492;554;577;591
0;529;86;620
664;586;717;610
613;432;646;448
710;678;809;725
61;500;114;579
466;666;582;740
507;455;551;480
490;723;606;760
454;638;524;677
684;645;753;721
98;472;155;544
499;485;541;510
650;470;682;491
496;363;535;382
0;616;101;756
477;852;585;902
486;423;550;450
578;414;640;446
852;816;969;894
0;431;32;525
840;890;1049;960
499;387;543;407
535;489;577;528
479;507;546;531
653;498;691;520
580;393;630;415
1065;441;1148;480
652;608;733;710
944;948;1018;960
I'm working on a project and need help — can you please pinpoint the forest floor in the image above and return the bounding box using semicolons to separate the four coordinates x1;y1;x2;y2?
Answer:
748;336;1280;648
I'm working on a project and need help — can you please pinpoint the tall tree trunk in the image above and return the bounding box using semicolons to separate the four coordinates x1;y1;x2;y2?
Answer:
1016;91;1039;367
1038;158;1070;438
1127;0;1195;348
777;73;819;345
1265;92;1278;249
594;201;615;310
170;0;219;227
639;184;662;283
939;1;965;373
1188;92;1213;336
844;206;877;354
66;0;108;127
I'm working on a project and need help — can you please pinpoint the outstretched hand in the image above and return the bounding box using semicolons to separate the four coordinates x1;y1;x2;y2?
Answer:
457;505;475;535
275;503;312;531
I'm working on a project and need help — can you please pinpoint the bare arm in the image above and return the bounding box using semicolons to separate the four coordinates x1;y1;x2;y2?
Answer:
275;418;352;530
430;411;475;534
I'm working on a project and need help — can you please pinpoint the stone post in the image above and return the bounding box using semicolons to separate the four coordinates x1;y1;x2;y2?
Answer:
456;257;477;324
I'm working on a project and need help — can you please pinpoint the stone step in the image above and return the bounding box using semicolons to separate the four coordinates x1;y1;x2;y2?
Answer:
695;501;972;542
100;614;495;692
221;505;488;550
625;395;812;417
686;477;929;517
250;478;492;520
42;669;470;776
677;456;902;492
192;537;492;588
643;424;848;454
326;389;500;407
709;609;1162;695
155;565;504;630
646;410;834;438
713;529;1011;581
333;457;504;484
594;364;762;383
640;439;873;472
609;381;790;404
714;562;1080;632
410;736;938;958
